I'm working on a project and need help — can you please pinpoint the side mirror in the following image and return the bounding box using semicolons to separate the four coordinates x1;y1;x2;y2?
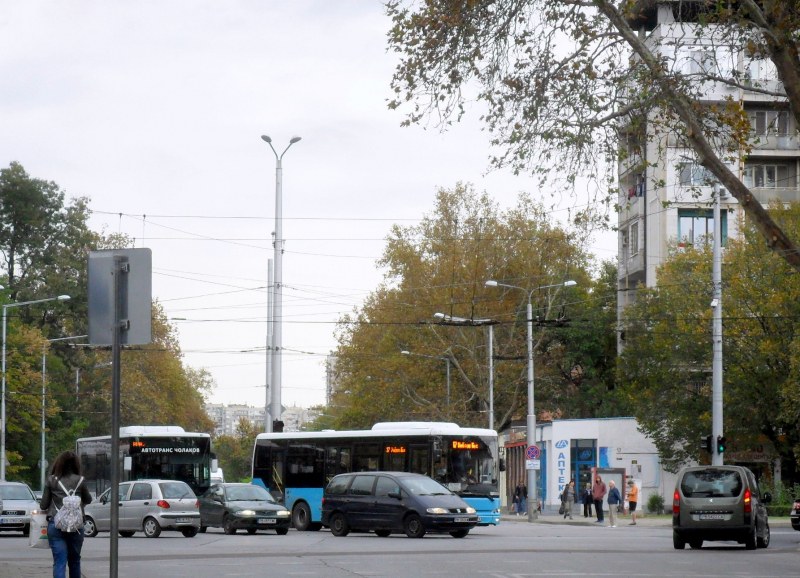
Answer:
499;458;506;472
123;456;132;472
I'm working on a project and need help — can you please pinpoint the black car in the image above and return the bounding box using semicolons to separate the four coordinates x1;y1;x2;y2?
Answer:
791;498;800;531
321;471;478;538
198;483;291;535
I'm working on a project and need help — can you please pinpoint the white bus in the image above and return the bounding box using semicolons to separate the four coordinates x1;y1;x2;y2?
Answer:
77;426;216;497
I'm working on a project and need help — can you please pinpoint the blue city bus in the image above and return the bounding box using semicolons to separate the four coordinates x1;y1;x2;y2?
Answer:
252;422;502;530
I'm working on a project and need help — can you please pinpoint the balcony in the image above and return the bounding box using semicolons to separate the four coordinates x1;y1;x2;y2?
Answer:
751;187;800;204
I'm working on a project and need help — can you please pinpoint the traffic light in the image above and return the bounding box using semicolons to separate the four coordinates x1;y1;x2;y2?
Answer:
273;420;284;433
701;434;712;453
716;435;727;454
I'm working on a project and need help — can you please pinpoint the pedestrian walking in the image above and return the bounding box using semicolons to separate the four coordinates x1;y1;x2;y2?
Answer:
560;480;576;520
627;479;639;525
581;483;593;518
515;483;527;516
592;475;607;524
39;450;93;578
607;480;622;528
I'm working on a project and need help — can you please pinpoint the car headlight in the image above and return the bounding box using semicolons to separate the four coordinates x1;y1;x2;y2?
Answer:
237;510;256;517
276;510;291;518
466;507;476;514
426;507;448;514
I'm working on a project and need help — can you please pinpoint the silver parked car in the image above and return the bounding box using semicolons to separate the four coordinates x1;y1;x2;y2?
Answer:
672;465;771;550
84;479;200;538
0;481;39;536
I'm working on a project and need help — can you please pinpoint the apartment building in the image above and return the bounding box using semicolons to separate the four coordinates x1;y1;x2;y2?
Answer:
617;1;799;326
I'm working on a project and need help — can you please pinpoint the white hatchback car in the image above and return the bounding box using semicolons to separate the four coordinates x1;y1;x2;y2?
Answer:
84;479;200;538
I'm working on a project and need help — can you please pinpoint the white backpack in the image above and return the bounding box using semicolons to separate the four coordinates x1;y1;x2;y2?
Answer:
53;476;84;533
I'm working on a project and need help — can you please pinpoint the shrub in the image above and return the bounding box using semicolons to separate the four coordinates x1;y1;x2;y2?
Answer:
646;493;665;514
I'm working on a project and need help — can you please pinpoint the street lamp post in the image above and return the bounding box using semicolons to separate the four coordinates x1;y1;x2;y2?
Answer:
261;134;301;431
485;279;576;521
432;313;496;430
1;294;71;481
400;350;451;412
41;334;87;491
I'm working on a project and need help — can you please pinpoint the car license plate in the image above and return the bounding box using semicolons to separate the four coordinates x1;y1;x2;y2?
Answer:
699;514;725;520
176;518;191;524
1;518;24;524
454;517;470;523
258;518;276;524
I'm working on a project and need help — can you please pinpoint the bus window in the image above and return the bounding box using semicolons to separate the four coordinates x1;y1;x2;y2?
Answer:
353;443;380;471
409;446;429;475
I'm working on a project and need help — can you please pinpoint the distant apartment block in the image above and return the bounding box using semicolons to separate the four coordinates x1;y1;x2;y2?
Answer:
205;402;316;435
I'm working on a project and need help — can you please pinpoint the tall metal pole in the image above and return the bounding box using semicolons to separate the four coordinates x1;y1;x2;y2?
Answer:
525;299;537;520
444;357;451;416
488;324;494;431
41;334;87;492
266;258;273;432
1;305;7;482
712;184;724;466
1;294;68;482
262;135;301;429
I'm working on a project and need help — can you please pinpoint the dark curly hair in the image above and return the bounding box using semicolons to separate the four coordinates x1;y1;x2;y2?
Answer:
50;450;81;477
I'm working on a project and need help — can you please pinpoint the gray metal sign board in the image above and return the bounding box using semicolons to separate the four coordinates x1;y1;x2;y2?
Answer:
88;248;152;345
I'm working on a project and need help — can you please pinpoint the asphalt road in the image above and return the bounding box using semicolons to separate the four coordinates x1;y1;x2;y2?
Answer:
2;514;797;578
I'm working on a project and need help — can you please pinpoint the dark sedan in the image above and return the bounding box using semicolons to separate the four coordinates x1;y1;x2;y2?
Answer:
198;483;291;535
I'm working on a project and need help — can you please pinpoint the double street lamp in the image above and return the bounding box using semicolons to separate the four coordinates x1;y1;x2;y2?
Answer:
1;294;71;481
261;134;301;432
41;334;86;491
485;279;576;521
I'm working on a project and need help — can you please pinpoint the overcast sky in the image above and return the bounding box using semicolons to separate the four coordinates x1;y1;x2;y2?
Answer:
1;1;616;411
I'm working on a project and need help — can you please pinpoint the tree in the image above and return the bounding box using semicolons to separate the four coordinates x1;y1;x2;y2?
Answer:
324;184;623;430
386;1;800;271
213;419;261;482
618;202;800;479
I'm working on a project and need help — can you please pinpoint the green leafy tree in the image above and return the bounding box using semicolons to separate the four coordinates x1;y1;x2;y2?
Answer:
386;1;800;271
323;184;622;431
213;419;261;482
619;203;800;479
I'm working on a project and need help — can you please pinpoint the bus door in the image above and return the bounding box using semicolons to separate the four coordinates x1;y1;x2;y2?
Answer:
409;445;430;475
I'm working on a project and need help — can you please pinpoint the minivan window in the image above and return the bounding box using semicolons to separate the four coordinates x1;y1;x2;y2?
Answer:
326;476;350;496
349;475;376;496
375;476;400;497
681;470;743;498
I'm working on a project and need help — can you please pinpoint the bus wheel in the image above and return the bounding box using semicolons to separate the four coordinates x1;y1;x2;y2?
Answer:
292;502;312;531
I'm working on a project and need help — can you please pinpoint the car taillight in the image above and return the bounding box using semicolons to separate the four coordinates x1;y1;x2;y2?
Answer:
195;499;200;509
156;500;171;509
673;490;680;515
743;488;752;513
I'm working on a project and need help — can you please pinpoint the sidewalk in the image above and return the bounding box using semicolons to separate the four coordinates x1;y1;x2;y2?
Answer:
501;508;793;528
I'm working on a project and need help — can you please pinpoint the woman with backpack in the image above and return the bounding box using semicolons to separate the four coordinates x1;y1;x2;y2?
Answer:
40;450;93;578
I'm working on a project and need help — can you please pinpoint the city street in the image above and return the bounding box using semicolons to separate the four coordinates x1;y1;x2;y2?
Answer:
3;516;798;577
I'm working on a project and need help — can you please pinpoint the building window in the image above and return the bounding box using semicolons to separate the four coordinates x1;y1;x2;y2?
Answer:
743;164;791;189
678;163;713;187
678;209;727;247
748;110;789;137
629;222;639;255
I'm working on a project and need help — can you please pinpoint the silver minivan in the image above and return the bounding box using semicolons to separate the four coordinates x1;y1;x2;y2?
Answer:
84;479;200;538
672;465;771;550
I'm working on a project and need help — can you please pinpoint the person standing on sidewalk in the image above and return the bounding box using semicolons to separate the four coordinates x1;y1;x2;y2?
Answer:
581;483;593;518
607;480;622;528
561;480;576;519
592;475;607;524
627;479;639;525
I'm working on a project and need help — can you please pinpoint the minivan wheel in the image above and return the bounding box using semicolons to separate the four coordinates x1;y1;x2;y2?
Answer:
375;529;391;537
84;517;99;538
757;522;770;548
181;527;198;538
143;517;162;538
329;512;350;537
672;531;686;550
744;526;757;550
688;540;702;549
450;529;469;538
292;502;312;531
404;514;426;539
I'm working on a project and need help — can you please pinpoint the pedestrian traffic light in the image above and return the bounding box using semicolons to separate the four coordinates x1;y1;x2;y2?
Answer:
716;435;727;453
701;434;712;453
